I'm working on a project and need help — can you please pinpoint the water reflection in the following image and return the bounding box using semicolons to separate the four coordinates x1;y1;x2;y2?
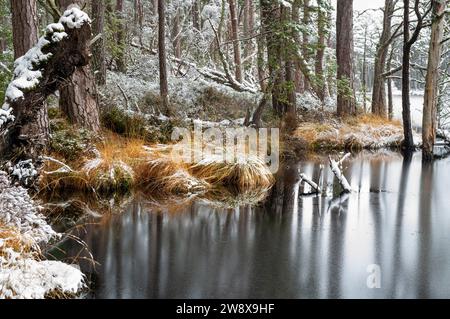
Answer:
59;152;450;298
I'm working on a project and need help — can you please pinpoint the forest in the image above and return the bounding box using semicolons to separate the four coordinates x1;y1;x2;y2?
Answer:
0;0;450;300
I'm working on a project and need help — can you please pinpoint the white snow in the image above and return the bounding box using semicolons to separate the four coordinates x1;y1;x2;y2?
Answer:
0;252;84;299
0;7;91;129
0;171;85;299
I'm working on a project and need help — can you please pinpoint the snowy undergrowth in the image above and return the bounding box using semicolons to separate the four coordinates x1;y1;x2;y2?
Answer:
103;50;257;123
0;171;85;299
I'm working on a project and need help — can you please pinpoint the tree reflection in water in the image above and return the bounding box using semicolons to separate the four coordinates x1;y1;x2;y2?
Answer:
57;152;450;299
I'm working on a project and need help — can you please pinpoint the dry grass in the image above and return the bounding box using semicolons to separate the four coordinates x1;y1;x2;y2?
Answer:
294;114;404;151
0;223;31;257
136;157;208;195
41;132;276;197
189;153;275;192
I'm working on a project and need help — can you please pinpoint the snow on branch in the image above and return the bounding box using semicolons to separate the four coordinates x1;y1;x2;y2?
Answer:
437;129;450;144
329;153;353;193
0;6;91;129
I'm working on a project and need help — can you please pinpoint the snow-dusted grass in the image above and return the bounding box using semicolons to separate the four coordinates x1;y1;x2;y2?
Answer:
0;171;85;299
294;114;415;151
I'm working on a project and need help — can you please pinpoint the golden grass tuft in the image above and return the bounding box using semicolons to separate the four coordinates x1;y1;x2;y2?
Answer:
294;113;404;151
136;156;209;195
41;132;276;197
82;158;134;193
189;154;275;192
0;223;31;257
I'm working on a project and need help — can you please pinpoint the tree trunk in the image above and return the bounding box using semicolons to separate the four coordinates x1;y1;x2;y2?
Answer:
172;8;182;59
10;0;49;150
134;0;144;45
315;0;329;103
115;0;126;72
283;5;296;119
362;26;368;112
2;11;92;157
192;0;200;30
292;0;304;93
229;0;243;83
158;0;169;115
92;0;107;85
387;46;395;120
336;0;355;117
401;0;417;151
257;0;266;91
59;67;100;131
422;0;445;160
57;1;100;132
301;0;311;91
371;0;394;117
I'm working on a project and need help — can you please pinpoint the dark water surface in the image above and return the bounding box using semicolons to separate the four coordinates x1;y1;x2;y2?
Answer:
57;152;450;298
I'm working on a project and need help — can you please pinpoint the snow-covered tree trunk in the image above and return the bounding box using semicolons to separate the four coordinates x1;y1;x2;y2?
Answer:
422;0;446;160
336;0;355;117
10;0;49;151
1;8;93;158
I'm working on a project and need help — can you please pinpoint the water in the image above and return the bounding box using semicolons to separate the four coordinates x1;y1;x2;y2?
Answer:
55;151;450;299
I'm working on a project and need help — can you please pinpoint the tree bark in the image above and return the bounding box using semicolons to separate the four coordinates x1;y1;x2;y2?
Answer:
10;0;49;149
57;1;100;132
371;0;394;117
229;0;243;83
2;14;92;157
402;0;424;151
192;0;200;30
315;0;329;103
362;25;368;112
387;46;395;120
301;0;311;91
134;0;144;45
172;7;182;59
292;0;304;93
336;0;355;117
422;0;445;160
158;0;169;115
115;0;126;72
92;0;107;85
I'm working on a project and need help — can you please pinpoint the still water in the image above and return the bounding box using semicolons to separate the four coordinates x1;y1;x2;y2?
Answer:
56;151;450;299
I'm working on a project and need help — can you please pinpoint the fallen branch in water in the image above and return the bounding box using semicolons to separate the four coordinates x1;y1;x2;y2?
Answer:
299;173;321;195
436;129;450;144
329;153;352;193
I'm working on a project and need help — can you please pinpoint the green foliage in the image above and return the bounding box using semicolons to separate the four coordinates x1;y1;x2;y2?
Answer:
0;0;13;103
101;104;173;143
49;109;95;160
336;77;354;100
105;2;127;69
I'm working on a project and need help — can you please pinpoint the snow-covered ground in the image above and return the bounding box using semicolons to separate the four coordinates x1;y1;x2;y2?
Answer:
0;171;85;298
391;92;424;131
